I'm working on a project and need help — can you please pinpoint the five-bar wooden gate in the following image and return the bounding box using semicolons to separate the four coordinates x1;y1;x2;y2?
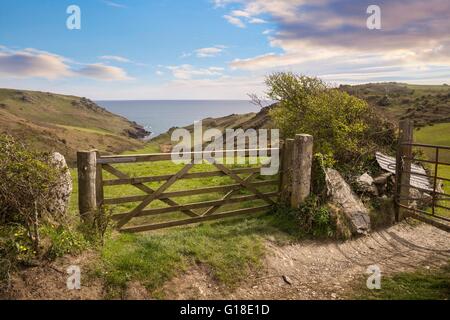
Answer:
77;134;313;233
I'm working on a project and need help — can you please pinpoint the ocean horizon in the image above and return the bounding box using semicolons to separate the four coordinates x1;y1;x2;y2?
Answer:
96;100;265;138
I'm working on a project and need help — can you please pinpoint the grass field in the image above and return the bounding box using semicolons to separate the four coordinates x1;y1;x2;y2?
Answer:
414;123;450;218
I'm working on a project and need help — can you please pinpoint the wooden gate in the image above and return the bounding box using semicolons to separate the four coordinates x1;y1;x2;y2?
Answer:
77;134;313;233
395;120;450;232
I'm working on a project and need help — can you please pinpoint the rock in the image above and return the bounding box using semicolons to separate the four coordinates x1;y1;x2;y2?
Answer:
47;152;72;217
160;143;173;153
373;172;392;185
356;172;379;196
282;275;293;285
357;173;374;186
325;169;371;235
409;187;432;208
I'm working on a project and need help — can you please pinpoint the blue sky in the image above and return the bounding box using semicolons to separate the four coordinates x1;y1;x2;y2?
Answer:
0;0;449;99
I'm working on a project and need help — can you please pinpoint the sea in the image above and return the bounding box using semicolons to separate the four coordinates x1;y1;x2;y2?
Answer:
96;100;263;138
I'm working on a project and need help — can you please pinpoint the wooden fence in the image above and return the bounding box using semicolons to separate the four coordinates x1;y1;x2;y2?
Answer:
77;134;313;233
395;120;450;232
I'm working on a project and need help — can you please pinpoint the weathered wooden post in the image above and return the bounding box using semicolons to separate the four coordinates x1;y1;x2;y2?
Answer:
77;150;97;222
280;139;294;204
291;134;313;208
395;120;413;222
95;150;104;209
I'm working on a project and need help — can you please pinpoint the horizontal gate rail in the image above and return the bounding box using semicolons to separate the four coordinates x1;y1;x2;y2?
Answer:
103;167;263;186
111;191;279;220
120;205;273;233
103;179;278;205
98;148;278;164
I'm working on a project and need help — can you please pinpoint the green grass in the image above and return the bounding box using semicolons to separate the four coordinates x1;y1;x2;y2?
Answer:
352;264;450;300
56;124;114;136
415;123;450;162
414;123;450;218
69;141;303;298
97;213;299;298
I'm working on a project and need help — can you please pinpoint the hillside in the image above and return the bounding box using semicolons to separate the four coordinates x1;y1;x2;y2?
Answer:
151;105;274;151
150;83;450;150
340;83;450;127
0;89;149;164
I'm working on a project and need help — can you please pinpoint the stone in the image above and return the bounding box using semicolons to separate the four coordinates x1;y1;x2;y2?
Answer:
282;275;293;285
409;187;432;208
325;169;371;235
357;173;374;186
373;172;393;185
356;172;379;196
47;152;72;217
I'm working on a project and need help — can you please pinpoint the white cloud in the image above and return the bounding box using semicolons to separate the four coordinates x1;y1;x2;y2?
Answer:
99;55;131;63
77;63;132;81
195;45;227;58
0;47;131;81
166;64;224;80
0;51;72;79
102;1;127;8
221;0;450;85
249;18;267;24
224;15;246;28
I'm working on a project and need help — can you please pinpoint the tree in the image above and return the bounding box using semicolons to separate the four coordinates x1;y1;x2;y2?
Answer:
264;72;394;164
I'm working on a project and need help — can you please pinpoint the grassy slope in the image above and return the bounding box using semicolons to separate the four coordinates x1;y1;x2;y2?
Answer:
0;88;146;164
340;83;450;127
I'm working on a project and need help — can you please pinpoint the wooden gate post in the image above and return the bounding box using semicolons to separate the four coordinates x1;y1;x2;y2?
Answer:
395;120;413;222
77;150;97;222
291;134;313;208
280;139;294;204
95;150;104;209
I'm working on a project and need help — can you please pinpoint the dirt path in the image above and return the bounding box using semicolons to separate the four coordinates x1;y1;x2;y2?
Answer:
163;221;450;300
3;221;449;300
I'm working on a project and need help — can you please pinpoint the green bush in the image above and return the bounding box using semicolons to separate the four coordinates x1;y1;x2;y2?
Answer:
0;134;59;251
273;196;334;238
265;73;395;165
41;225;87;259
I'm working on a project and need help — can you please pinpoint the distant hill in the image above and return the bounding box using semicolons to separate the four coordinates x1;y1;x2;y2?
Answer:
0;89;149;164
152;83;450;150
339;83;450;127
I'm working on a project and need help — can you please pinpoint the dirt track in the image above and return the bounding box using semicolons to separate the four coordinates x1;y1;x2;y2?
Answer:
3;220;450;300
163;221;450;300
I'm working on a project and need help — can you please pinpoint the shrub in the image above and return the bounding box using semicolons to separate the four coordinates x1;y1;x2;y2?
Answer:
265;72;395;165
40;225;87;259
273;196;334;238
0;134;59;251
